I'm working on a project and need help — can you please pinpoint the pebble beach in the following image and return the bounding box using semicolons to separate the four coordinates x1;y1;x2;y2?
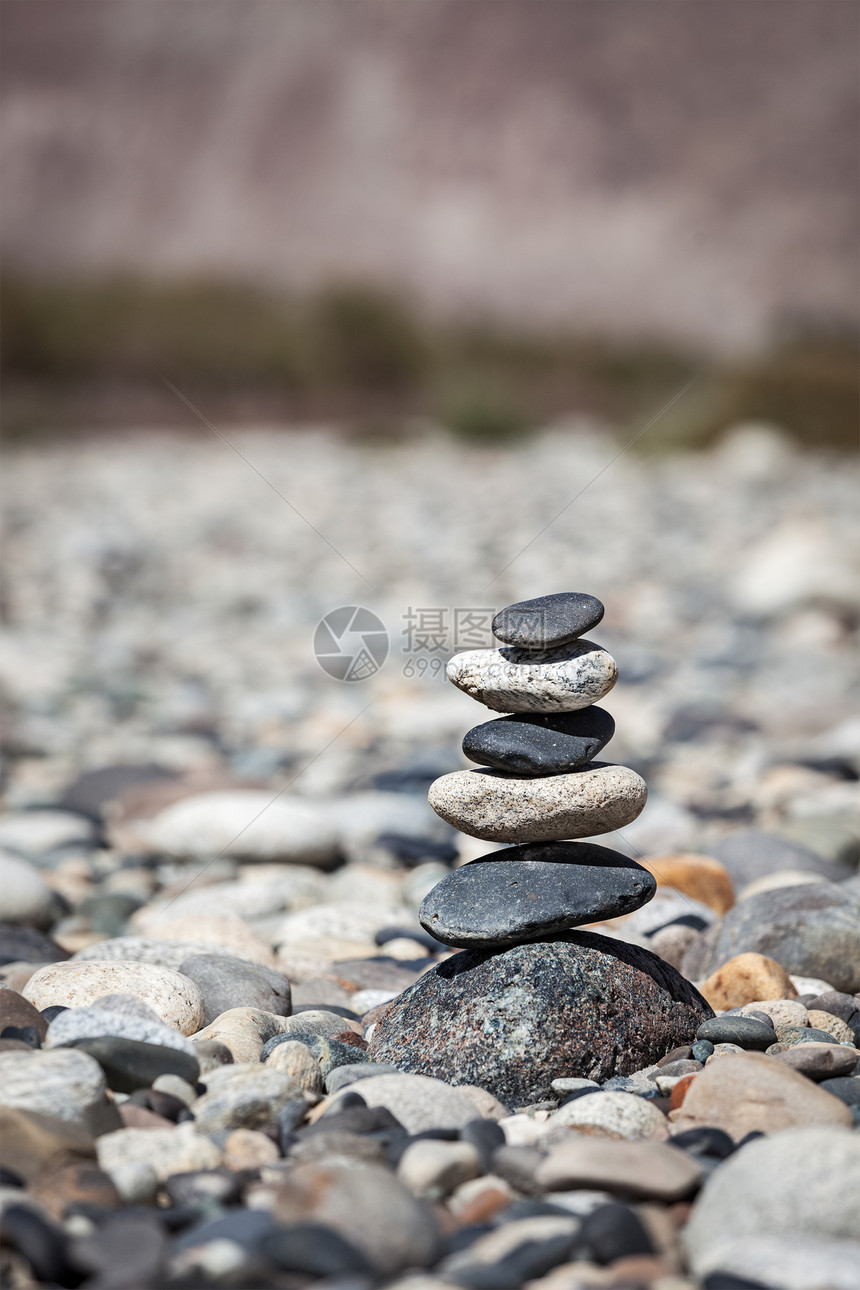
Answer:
1;420;859;1290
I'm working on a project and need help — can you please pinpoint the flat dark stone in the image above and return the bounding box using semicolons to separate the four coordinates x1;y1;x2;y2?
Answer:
492;593;604;650
67;1036;200;1092
420;842;656;949
369;930;712;1105
0;923;71;967
462;708;615;776
695;1016;777;1051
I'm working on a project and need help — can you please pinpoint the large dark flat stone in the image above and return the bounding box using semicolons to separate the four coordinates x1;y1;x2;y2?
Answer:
462;708;615;776
419;842;656;948
492;593;604;650
369;931;712;1105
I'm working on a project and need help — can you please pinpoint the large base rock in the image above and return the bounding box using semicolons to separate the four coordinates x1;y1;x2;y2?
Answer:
369;931;712;1106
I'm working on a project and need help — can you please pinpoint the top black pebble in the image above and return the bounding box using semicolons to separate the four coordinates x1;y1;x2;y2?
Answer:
493;592;605;650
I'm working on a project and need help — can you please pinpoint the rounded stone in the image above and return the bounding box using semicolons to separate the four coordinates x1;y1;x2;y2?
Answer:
683;1127;860;1276
672;1051;854;1140
369;931;712;1106
23;961;205;1035
328;1072;482;1133
639;854;735;915
695;1015;778;1051
552;1090;669;1140
192;1063;303;1134
144;791;339;866
0;853;56;929
0;1047;109;1129
446;640;617;714
45;998;197;1055
699;952;798;1011
772;1043;858;1082
177;955;291;1027
492;592;605;649
685;883;860;994
419;842;656;948
462;708;616;777
428;763;647;843
536;1136;701;1200
96;1122;221;1182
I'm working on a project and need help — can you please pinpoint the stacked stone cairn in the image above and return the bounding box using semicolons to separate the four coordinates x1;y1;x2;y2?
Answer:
370;593;712;1105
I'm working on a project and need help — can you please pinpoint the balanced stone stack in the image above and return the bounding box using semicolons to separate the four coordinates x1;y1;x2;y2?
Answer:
370;593;712;1105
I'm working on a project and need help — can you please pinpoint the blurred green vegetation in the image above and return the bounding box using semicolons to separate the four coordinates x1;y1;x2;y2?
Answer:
2;274;857;447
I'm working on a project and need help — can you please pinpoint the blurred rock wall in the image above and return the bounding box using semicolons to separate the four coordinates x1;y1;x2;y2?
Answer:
1;0;857;353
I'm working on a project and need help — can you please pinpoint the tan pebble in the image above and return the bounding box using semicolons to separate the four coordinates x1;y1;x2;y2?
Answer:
640;854;734;914
700;952;797;1011
806;1010;856;1045
671;1050;854;1140
264;1040;323;1093
738;999;808;1031
191;1007;292;1063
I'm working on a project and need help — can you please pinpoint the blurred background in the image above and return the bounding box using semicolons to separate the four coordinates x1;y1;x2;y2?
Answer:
1;0;858;877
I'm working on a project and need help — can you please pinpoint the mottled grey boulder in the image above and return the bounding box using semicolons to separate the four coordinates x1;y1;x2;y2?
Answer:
369;931;712;1105
683;883;860;993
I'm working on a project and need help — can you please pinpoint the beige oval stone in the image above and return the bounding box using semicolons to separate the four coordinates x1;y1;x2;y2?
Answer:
265;1040;323;1093
428;763;647;843
446;641;617;713
191;1006;293;1063
699;953;797;1012
536;1135;702;1201
22;961;204;1035
671;1051;854;1141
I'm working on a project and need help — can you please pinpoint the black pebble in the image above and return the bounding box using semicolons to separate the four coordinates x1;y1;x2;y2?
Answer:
462;707;615;777
577;1202;654;1264
670;1126;735;1159
460;1118;506;1169
492;592;604;649
40;1005;69;1023
262;1222;374;1277
67;1035;200;1093
704;1275;772;1290
0;1204;73;1287
0;1025;41;1048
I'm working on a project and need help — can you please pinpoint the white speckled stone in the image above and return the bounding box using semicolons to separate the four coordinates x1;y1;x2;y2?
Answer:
552;1090;669;1140
446;640;617;713
427;763;647;843
96;1122;221;1182
23;960;205;1035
